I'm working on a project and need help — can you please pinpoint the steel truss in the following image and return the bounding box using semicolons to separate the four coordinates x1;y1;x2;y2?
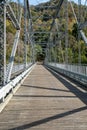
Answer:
0;1;6;86
46;0;65;63
46;0;87;65
0;0;87;86
0;0;33;86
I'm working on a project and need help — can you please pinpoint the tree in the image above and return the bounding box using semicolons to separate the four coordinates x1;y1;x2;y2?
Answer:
35;44;43;61
72;23;78;39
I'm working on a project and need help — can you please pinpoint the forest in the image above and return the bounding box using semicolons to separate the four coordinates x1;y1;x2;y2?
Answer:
6;0;87;64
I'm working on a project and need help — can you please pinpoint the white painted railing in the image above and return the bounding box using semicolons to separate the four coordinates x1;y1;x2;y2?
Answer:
0;64;35;102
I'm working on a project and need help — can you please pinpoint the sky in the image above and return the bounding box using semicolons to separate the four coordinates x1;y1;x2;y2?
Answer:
13;0;86;5
29;0;50;5
29;0;86;5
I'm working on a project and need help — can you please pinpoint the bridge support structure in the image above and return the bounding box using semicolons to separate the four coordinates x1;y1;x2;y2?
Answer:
0;0;34;87
0;1;6;86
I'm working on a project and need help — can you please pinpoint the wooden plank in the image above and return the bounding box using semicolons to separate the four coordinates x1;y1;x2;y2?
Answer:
0;65;87;130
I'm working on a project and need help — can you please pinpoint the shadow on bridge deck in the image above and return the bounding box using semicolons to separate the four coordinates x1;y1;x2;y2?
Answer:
0;65;87;130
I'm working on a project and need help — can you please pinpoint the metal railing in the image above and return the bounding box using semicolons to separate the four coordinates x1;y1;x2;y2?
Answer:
6;62;32;75
0;64;35;103
46;62;87;86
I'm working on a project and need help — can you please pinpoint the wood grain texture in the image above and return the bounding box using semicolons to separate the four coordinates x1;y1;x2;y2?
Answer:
0;65;87;130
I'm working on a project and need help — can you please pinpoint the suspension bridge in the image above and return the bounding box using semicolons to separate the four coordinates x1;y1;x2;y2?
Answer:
0;0;87;129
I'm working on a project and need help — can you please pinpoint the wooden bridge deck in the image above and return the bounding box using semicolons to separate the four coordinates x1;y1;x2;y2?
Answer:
0;65;87;130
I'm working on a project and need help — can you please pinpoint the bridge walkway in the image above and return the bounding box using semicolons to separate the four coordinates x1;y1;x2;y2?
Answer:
0;65;87;130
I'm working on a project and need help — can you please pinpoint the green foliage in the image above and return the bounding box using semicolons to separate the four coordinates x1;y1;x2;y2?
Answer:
6;20;16;34
72;23;78;39
35;44;42;54
42;13;50;21
35;44;44;61
6;0;87;64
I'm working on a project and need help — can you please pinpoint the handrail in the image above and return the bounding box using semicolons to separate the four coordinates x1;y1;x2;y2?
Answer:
46;63;87;86
0;64;35;102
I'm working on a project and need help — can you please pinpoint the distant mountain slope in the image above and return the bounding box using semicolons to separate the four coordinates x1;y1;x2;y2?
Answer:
6;0;87;63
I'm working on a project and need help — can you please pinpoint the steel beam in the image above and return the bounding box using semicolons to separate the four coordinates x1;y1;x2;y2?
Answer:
0;1;6;87
6;30;21;82
79;21;87;29
69;0;87;45
33;31;59;34
65;0;68;64
6;7;22;83
80;30;87;45
50;0;64;31
26;0;35;63
35;5;58;9
24;0;28;68
6;3;20;30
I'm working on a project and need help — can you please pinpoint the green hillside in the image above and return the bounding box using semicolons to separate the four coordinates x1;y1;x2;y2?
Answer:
6;0;87;63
